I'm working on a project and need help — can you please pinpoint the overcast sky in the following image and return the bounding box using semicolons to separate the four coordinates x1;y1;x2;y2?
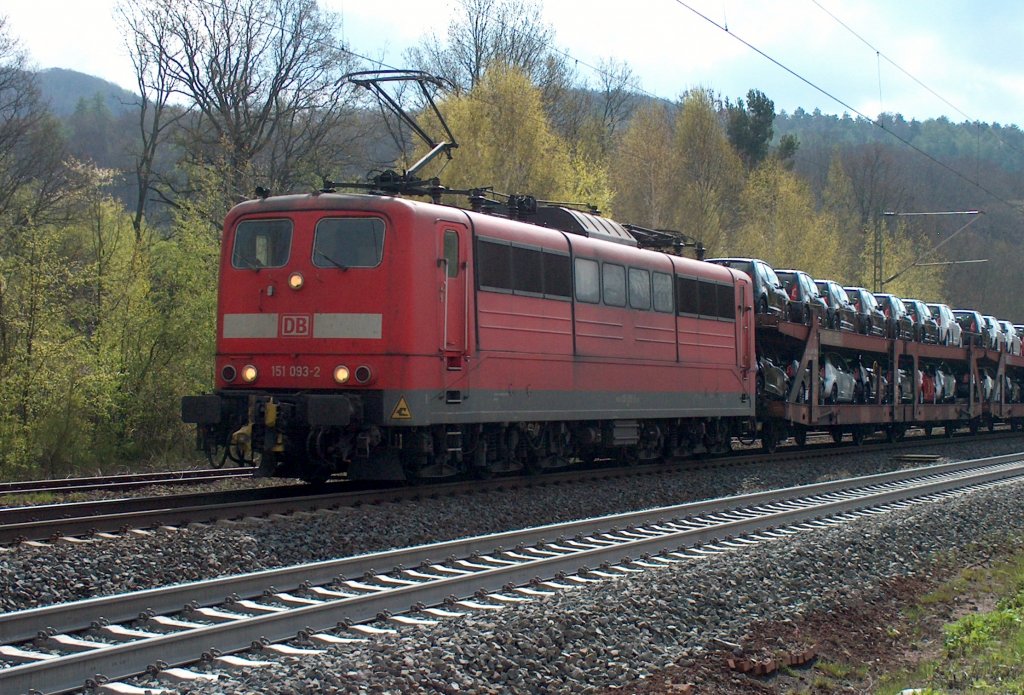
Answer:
6;0;1024;127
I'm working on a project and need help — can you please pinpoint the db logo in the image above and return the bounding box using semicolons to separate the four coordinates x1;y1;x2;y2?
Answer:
280;314;311;337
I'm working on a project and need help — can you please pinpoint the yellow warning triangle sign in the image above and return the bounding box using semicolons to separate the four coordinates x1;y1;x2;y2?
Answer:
390;396;412;420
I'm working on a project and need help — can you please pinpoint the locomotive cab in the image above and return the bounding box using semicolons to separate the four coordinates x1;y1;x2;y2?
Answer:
183;193;471;482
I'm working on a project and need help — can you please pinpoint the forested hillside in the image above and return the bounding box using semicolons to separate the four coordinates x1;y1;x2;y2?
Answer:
1;0;1022;478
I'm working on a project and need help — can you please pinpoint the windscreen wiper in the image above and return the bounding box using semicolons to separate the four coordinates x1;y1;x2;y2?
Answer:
315;249;349;271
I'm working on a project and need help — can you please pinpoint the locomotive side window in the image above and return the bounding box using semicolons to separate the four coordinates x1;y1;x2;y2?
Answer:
443;230;459;278
675;276;699;316
232;219;292;269
716;282;736;320
698;280;718;318
543;252;572;299
477;238;571;300
652;272;673;313
312;217;385;268
477;239;513;292
513;246;544;295
574;258;600;303
602;263;626;307
628;268;651;310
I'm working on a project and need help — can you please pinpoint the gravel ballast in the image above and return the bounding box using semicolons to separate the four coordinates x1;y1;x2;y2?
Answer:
158;473;1024;694
1;437;1023;692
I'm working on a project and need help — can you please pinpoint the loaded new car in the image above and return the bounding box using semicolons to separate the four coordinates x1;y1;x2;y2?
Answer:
705;258;789;317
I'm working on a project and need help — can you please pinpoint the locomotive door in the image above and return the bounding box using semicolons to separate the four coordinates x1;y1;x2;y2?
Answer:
438;223;469;367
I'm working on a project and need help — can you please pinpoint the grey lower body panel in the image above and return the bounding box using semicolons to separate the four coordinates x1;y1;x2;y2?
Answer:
379;388;753;426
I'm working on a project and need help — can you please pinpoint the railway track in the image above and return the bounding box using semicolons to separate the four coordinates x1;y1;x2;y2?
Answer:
1;430;1021;546
1;452;1021;694
0;467;255;499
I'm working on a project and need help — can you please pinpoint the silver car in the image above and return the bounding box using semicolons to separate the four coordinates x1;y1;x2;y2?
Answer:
820;352;859;404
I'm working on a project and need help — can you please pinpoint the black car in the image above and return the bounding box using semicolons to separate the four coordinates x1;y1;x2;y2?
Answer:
777;269;828;325
953;309;986;347
844;286;886;336
705;258;789;317
902;298;939;343
814;279;857;331
873;293;915;340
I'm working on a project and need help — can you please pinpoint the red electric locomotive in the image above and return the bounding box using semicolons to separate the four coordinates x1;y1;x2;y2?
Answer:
182;192;758;482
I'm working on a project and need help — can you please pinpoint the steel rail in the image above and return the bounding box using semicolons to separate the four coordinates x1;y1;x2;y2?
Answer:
1;453;1022;694
4;451;1018;643
3;431;1018;546
0;468;255;498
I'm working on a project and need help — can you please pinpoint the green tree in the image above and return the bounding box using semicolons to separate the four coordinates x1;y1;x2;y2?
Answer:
726;89;775;170
734;157;843;280
422;65;580;203
610;101;676;229
820;150;864;279
669;88;744;255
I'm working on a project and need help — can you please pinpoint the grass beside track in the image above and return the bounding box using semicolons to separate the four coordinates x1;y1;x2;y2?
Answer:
874;549;1024;694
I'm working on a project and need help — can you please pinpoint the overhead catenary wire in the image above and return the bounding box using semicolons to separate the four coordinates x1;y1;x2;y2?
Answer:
191;0;1021;219
668;0;1023;215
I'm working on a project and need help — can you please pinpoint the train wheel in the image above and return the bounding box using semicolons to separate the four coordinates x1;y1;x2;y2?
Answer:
831;428;843;444
945;422;955;438
761;423;779;454
793;427;807;447
923;425;933;436
890;425;906;442
969;419;979;435
300;464;331;485
988;417;996;432
852;428;866;446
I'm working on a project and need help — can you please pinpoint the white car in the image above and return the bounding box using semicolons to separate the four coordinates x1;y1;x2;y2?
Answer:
982;315;1003;350
999;319;1021;355
928;303;962;347
930;363;956;403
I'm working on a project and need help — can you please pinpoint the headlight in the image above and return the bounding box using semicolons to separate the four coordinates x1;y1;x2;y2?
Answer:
333;365;350;384
287;272;304;290
354;365;373;384
241;364;258;383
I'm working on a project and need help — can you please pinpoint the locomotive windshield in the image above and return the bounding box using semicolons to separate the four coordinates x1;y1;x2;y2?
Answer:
232;219;293;269
313;217;385;269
